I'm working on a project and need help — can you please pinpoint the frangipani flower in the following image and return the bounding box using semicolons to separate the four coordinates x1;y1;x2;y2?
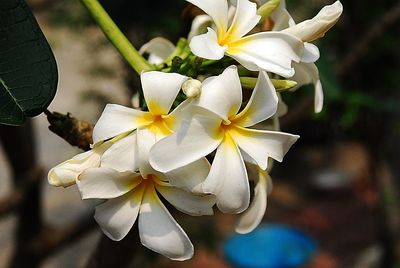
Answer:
92;71;189;174
150;66;299;213
187;0;304;77
269;0;343;112
236;163;273;234
77;165;215;260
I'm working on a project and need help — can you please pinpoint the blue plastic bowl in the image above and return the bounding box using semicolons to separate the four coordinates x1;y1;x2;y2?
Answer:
224;224;317;268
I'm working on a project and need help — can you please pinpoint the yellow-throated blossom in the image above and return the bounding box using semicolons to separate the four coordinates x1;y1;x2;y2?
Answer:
187;0;304;77
150;66;299;213
75;70;216;260
77;162;214;260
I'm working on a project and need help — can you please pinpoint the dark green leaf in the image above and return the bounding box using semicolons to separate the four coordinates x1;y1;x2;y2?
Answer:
0;0;58;125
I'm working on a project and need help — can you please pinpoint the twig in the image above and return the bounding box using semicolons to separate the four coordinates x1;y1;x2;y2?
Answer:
46;111;93;151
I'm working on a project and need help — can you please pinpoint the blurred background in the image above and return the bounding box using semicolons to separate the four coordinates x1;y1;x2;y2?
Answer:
0;0;399;267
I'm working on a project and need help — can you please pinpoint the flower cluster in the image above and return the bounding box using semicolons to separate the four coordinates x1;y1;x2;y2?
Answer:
48;0;342;261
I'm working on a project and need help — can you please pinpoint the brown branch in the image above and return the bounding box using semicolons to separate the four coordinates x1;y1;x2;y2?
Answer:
46;111;93;151
337;2;400;75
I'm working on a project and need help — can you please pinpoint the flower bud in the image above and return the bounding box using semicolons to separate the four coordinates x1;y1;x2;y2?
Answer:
182;79;202;98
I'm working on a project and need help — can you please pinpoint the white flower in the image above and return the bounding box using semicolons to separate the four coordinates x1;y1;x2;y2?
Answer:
77;165;215;260
92;71;190;173
270;0;343;112
187;0;304;77
150;66;299;213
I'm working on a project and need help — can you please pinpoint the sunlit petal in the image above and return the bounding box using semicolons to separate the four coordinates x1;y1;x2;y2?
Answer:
227;32;303;77
141;71;188;116
156;184;215;216
139;37;176;65
94;184;145;241
77;167;142;199
139;184;193;261
234;71;278;127
224;0;260;42
101;132;138;172
202;134;250;213
163;99;193;133
189;28;227;60
93;104;147;144
186;0;229;35
194;65;242;121
149;111;223;173
229;126;299;169
136;127;158;178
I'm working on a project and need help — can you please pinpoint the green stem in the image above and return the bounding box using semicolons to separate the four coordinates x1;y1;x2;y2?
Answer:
80;0;154;74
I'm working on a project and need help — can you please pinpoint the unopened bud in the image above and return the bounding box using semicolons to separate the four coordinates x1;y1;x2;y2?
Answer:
182;79;202;98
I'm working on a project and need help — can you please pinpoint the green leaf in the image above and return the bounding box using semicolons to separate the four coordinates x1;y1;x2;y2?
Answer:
0;0;58;125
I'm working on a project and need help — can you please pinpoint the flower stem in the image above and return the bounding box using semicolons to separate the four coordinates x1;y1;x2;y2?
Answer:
80;0;155;74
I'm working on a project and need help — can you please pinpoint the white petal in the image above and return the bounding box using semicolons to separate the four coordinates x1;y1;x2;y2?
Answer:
282;1;343;42
139;184;193;261
230;126;299;169
194;65;242;121
101;132;138;172
188;14;213;41
48;150;101;187
166;158;211;193
186;0;229;35
94;185;145;241
163;99;193;133
149;111;223;173
292;62;323;113
202;134;250;213
189;28;227;60
236;167;270;233
93;104;146;144
315;79;323;113
141;71;188;116
156;184;215;216
139;37;176;65
225;0;260;41
301;43;320;63
234;71;278;127
77;167;142;199
227;32;303;77
271;3;294;31
136;127;158;178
